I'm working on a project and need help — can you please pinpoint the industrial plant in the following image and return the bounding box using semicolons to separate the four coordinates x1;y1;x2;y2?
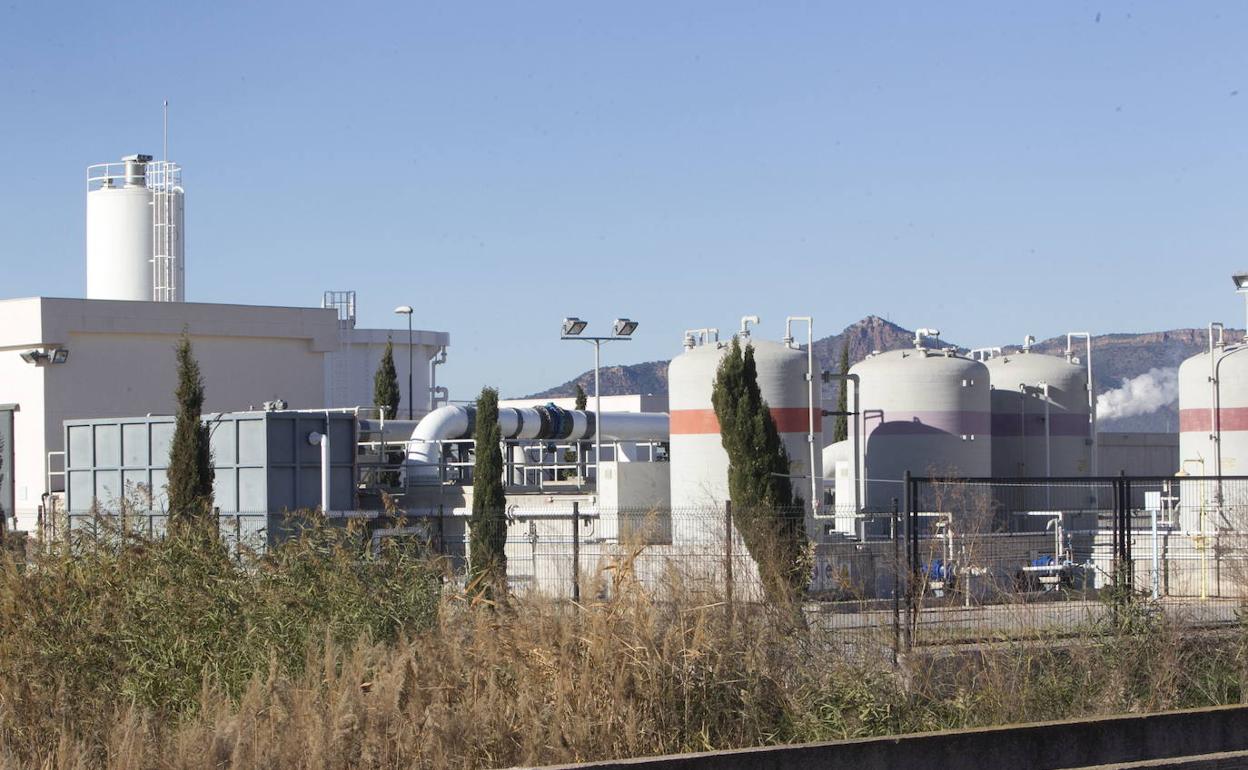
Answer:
3;150;1247;608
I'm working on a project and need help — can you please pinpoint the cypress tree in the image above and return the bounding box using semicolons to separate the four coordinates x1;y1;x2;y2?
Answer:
574;382;587;411
712;336;807;604
469;386;508;599
166;332;215;536
374;339;401;418
833;340;849;443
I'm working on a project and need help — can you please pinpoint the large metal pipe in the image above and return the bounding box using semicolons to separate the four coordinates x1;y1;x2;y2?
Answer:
822;372;861;513
1208;323;1226;480
308;428;331;512
404;403;669;475
428;346;448;412
1065;332;1097;477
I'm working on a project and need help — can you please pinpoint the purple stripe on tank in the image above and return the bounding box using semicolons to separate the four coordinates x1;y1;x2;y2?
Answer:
990;412;1091;438
860;410;992;436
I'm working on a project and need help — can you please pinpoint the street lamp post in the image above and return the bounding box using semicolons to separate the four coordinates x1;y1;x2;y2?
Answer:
560;317;638;490
394;305;414;420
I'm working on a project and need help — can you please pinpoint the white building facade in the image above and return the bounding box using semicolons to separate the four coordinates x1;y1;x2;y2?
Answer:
0;296;448;532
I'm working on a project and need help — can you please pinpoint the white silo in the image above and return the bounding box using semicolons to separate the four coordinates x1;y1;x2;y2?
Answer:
668;326;821;543
985;341;1093;480
849;330;991;510
1178;328;1248;486
1176;328;1248;581
86;154;185;302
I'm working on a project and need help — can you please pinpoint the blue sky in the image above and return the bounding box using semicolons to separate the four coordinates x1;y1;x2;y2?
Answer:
1;2;1246;398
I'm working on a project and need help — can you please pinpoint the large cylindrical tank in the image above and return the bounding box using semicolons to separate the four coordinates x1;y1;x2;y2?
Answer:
668;336;821;540
850;347;991;510
87;156;154;302
1178;342;1248;475
986;350;1092;479
1178;341;1248;530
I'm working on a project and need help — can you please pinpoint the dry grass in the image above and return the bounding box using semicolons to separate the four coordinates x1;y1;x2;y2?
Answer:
1;522;1247;769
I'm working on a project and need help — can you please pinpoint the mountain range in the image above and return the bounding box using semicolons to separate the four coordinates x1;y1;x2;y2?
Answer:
522;316;1239;433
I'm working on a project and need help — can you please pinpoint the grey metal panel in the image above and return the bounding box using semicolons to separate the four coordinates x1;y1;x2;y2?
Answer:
151;469;168;508
94;424;120;468
238;419;265;465
122;469;150;502
267;466;295;512
68;471;92;511
238;467;266;511
331;467;354;510
296;464;320;510
67;425;93;469
63;410;357;517
94;470;121;507
213;468;238;512
296;416;321;464
329;418;354;464
122;423;149;466
267;418;295;465
211;419;237;466
151;422;174;464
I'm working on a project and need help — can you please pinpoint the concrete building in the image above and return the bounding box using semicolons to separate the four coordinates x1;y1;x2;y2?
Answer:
1097;432;1180;477
0;296;448;532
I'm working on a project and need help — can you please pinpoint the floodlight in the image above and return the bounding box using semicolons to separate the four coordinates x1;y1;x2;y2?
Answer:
562;317;588;336
1233;272;1248;291
19;350;47;365
393;305;414;315
50;348;68;365
612;318;638;337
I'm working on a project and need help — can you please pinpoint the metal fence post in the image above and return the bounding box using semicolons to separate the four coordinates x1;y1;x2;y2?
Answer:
891;496;900;666
571;501;581;603
903;470;916;650
1123;475;1134;590
437;504;445;555
725;500;734;631
234;514;242;565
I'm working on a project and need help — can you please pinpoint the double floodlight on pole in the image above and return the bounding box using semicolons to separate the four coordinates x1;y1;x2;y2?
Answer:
612;318;639;337
19;348;68;366
559;317;639;490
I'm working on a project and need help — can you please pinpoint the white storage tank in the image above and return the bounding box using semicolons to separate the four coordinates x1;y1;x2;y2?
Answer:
849;334;991;510
1177;333;1248;531
87;155;155;302
1179;334;1248;471
668;331;821;542
986;345;1093;479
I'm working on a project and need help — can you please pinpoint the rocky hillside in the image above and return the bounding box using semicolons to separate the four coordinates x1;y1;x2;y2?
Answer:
525;317;1241;433
525;360;669;400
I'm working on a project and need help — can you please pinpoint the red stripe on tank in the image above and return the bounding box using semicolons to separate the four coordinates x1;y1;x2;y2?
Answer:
670;407;821;435
1179;407;1248;432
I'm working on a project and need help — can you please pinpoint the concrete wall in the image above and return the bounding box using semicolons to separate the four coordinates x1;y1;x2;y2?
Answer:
0;298;342;529
1099;432;1180;477
534;704;1248;770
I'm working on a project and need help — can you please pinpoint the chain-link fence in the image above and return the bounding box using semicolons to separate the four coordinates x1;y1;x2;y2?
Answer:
44;475;1248;652
901;475;1248;646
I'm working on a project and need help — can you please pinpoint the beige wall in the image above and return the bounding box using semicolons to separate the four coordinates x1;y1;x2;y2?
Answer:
0;298;343;531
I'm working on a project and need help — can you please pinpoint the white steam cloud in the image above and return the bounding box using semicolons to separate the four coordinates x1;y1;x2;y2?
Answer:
1096;367;1179;421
